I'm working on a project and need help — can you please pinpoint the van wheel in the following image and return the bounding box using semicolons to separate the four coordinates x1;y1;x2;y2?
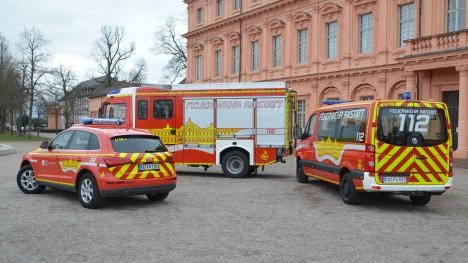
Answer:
410;193;431;206
147;192;169;201
17;165;45;194
221;150;249;178
340;173;361;205
296;161;308;183
78;173;103;209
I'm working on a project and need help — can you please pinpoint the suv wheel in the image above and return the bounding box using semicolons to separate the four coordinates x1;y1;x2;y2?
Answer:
78;173;103;209
17;165;45;194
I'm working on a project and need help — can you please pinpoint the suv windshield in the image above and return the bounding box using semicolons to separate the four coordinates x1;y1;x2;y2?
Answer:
111;135;167;153
377;107;447;146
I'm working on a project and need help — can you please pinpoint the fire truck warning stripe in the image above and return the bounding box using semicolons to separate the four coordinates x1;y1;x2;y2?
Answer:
378;147;406;171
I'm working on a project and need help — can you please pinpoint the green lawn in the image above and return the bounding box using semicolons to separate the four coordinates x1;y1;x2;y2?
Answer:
0;133;49;142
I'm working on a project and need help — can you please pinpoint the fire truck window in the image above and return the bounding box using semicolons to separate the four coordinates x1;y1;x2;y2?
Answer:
154;100;173;119
50;131;74;150
105;104;126;119
138;100;148;119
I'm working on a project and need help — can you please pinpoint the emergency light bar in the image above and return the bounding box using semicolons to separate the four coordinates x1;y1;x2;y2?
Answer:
322;100;353;105
79;118;124;125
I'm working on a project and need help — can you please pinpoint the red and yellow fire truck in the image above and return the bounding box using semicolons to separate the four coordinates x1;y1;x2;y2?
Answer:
296;99;453;205
100;82;297;177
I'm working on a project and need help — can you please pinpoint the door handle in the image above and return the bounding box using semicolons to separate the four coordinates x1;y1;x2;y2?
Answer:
416;155;427;160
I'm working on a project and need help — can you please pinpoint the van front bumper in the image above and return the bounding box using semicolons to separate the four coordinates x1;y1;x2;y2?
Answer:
362;172;453;193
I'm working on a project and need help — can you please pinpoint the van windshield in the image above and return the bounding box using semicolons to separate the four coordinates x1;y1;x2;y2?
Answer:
377;107;447;146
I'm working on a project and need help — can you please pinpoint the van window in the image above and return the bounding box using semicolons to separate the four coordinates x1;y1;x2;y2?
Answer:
377;107;448;146
318;108;367;142
154;100;173;119
304;114;316;136
138;100;148;119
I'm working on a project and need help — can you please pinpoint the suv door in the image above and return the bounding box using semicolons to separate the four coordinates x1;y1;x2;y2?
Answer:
38;131;74;183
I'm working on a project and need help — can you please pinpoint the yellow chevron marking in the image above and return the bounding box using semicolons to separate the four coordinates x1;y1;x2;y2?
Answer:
160;165;168;177
130;153;139;162
139;171;149;179
109;167;115;172
119;153;127;158
386;147;413;171
423;102;432;108
377;146;402;168
126;165;140;179
165;163;175;175
151;170;161;178
115;164;131;179
376;142;390;154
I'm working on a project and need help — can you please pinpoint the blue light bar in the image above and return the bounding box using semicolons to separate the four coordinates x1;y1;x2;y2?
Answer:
402;91;411;100
79;118;124;125
107;89;120;95
322;99;353;105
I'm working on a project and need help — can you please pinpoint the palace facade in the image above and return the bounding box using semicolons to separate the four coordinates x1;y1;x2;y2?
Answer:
183;0;468;157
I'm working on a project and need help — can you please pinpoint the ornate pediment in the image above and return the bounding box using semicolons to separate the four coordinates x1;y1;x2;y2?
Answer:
292;11;312;23
268;18;286;30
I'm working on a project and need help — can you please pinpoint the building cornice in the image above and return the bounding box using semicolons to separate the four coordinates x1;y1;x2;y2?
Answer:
183;0;294;38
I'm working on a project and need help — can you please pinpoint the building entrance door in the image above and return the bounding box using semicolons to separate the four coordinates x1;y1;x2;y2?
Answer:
442;91;459;150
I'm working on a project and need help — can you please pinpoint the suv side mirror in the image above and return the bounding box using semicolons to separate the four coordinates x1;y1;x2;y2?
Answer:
39;140;50;149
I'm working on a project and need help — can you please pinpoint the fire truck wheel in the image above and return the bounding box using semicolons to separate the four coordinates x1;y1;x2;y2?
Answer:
409;193;431;206
221;151;249;178
17;165;46;194
146;192;169;201
296;162;308;183
78;173;103;209
340;173;361;205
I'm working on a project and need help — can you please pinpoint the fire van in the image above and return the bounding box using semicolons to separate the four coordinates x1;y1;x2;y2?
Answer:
100;82;297;178
295;100;453;205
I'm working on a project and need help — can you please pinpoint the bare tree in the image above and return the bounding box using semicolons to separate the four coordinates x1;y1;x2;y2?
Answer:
93;25;135;87
17;27;49;138
153;16;187;84
48;64;76;129
0;34;18;133
127;58;146;85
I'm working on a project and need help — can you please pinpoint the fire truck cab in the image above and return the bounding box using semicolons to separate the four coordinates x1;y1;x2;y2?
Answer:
101;82;297;178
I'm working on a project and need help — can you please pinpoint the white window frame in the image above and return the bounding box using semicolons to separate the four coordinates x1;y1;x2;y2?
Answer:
232;45;240;74
216;0;223;17
297;28;308;64
326;21;338;59
215;50;222;77
359;13;373;53
196;7;203;24
251;40;259;71
297;100;306;129
447;0;466;32
195;55;202;80
398;3;414;48
234;0;241;11
273;35;282;68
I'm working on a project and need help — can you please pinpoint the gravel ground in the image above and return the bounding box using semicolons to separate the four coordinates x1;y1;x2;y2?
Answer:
1;141;468;263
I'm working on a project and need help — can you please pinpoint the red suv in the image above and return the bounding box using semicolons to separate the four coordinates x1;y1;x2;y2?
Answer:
17;119;176;208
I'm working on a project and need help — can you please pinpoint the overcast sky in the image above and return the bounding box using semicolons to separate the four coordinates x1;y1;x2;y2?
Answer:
0;0;187;84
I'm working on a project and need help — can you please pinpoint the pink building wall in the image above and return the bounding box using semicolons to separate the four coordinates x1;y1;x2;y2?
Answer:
184;0;468;157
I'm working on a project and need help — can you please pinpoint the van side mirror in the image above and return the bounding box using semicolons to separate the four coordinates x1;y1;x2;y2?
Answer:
39;140;50;149
295;128;303;138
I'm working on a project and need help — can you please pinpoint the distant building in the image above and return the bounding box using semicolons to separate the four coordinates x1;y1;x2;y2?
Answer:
183;0;468;158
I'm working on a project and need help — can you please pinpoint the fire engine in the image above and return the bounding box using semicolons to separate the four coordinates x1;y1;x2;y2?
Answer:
100;82;297;178
296;99;453;205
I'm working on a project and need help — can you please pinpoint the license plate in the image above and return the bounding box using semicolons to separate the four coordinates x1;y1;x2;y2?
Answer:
138;163;160;171
382;176;407;184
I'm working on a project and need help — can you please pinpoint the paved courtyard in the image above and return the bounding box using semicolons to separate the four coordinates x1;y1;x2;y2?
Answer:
1;141;467;262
